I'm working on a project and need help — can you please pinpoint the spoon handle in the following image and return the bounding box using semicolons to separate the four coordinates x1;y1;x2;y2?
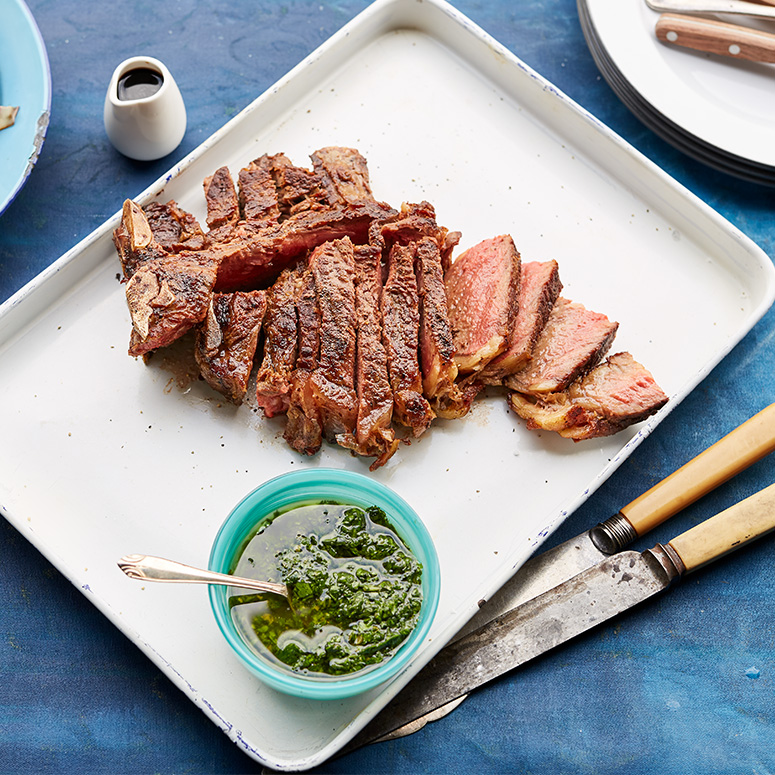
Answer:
118;554;288;597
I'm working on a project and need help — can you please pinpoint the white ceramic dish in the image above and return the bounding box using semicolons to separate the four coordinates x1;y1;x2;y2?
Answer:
1;0;774;769
0;0;51;214
584;0;775;172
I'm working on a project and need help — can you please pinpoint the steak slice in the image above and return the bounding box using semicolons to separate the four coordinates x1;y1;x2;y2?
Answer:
504;297;619;395
213;201;395;291
481;260;563;384
125;251;219;357
195;291;267;404
143;201;207;253
415;237;459;400
238;155;281;224
284;265;323;455
382;242;435;436
445;234;521;375
255;265;302;418
338;245;399;469
311;146;376;206
308;237;358;442
203;166;240;230
508;352;668;440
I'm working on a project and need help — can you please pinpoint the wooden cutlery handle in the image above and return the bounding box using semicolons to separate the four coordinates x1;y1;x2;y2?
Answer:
668;481;775;573
621;404;775;535
656;13;775;62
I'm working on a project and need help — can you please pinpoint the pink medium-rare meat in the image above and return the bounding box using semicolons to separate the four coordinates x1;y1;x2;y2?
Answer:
125;251;219;357
445;234;521;374
195;290;267;404
508;352;668;440
481;260;563;384
213;201;395;291
381;242;435;436
255;265;302;417
505;297;618;395
203;166;240;230
338;244;399;469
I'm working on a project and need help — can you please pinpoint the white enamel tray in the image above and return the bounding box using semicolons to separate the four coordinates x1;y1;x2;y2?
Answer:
1;0;774;769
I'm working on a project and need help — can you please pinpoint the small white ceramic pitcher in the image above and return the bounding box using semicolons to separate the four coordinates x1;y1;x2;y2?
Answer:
104;56;186;161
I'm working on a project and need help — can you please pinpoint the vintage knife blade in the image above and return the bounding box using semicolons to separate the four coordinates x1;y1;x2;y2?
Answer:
452;403;775;641
376;404;775;741
344;481;775;752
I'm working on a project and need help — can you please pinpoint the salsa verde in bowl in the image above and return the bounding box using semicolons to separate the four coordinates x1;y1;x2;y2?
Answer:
208;468;440;699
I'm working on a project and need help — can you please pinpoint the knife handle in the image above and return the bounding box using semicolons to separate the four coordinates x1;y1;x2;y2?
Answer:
666;481;775;574
655;13;775;63
620;403;775;537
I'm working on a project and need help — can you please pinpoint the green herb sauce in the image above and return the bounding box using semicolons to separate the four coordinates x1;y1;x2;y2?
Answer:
229;501;423;677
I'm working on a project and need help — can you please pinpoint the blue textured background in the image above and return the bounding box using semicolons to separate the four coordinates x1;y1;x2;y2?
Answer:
2;1;775;773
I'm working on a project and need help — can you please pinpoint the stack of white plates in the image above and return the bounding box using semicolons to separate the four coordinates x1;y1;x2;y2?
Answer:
578;0;775;185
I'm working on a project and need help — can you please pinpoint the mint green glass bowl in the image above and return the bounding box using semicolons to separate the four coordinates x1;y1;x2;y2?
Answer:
208;468;440;700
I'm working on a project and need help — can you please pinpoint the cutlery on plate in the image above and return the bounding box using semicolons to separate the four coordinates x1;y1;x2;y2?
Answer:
646;0;775;21
655;12;775;60
343;480;775;752
365;403;775;742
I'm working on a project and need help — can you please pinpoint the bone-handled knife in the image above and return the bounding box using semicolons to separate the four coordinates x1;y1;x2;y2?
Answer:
655;13;775;61
343;480;775;753
376;403;775;742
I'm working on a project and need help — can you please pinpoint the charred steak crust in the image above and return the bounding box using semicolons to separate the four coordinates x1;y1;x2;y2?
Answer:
195;290;267;404
338;244;399;469
381;242;435;436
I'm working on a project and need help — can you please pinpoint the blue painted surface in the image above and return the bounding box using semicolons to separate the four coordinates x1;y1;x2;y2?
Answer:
1;1;775;773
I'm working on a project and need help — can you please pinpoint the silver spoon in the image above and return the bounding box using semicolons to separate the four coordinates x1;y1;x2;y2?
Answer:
117;554;289;598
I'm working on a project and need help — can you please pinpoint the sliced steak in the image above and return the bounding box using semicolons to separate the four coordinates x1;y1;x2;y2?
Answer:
481;260;562;384
213;201;395;291
505;297;619;395
308;237;358;441
203;166;240;230
284;265;323;455
381;242;435;436
270;153;325;217
195;291;267;404
125;251;219;357
508;351;668;439
445;234;521;374
311;146;375;206
238;155;281;224
255;265;302;418
415;236;458;400
338;244;399;469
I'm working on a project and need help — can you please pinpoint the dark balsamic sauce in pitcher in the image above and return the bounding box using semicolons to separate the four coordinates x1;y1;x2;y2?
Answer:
117;68;163;101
